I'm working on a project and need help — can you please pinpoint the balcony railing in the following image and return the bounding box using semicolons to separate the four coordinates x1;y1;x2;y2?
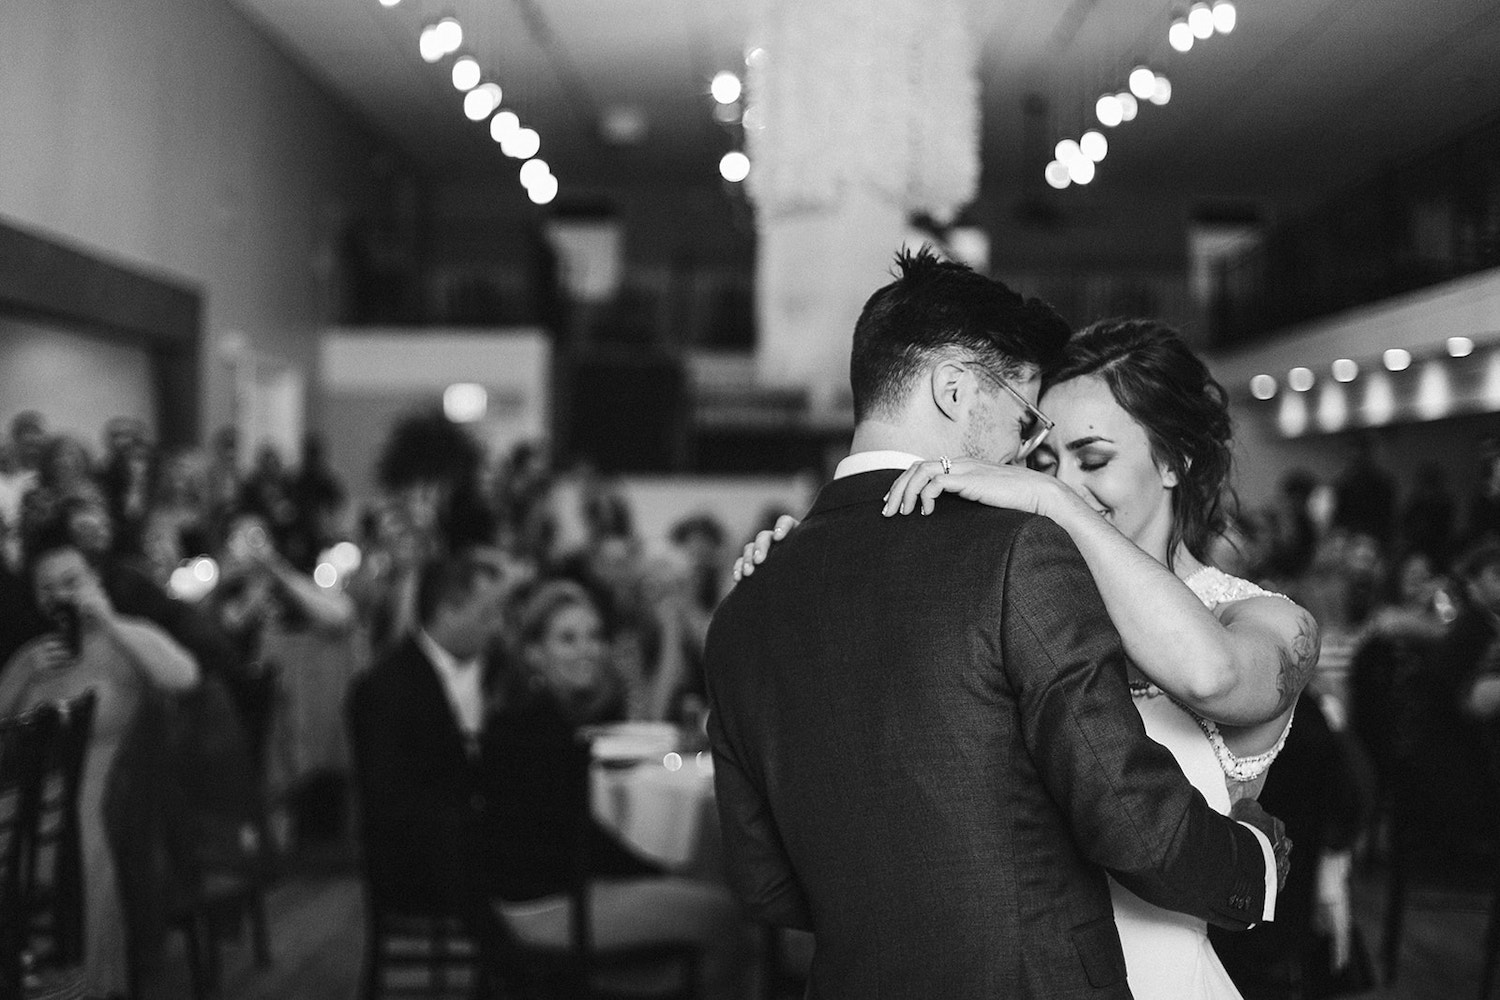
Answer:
1211;111;1500;350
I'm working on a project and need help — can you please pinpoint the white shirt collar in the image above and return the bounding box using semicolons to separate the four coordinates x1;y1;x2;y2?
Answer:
834;450;926;480
415;629;485;738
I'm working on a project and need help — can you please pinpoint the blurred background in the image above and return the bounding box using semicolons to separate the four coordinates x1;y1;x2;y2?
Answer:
3;0;1500;998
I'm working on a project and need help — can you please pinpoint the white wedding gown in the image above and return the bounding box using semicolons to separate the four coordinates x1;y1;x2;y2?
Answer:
1110;566;1293;1000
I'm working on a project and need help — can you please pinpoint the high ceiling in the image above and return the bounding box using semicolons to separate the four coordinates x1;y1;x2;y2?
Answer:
234;0;1500;205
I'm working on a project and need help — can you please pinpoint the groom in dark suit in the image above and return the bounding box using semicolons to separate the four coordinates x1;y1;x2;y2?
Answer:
705;248;1287;999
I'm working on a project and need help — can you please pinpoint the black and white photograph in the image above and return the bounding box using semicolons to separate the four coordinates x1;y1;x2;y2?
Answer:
2;0;1500;997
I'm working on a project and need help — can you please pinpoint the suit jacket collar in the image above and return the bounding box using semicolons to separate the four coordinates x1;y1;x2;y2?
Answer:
389;635;483;762
808;469;899;517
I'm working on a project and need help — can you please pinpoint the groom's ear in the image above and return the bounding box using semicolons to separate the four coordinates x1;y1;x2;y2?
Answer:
932;360;967;422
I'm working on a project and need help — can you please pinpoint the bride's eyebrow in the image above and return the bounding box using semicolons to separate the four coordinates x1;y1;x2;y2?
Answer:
1066;435;1112;450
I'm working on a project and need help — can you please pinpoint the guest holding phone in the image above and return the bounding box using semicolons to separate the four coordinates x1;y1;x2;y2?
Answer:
0;526;198;999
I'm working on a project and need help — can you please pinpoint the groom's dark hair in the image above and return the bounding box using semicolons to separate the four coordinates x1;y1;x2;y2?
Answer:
850;246;1072;422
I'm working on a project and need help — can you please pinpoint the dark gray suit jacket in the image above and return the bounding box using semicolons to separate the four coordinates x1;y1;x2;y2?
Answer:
705;471;1268;999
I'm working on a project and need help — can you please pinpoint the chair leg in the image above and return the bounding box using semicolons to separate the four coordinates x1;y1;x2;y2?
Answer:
250;891;272;967
1383;843;1407;984
431;919;447;997
181;916;209;1000
1479;872;1500;1000
205;913;224;997
361;920;382;1000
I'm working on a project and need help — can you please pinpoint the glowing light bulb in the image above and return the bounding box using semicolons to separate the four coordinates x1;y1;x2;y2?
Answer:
1080;130;1108;162
169;567;194;598
1129;66;1156;100
710;71;742;105
1118;92;1139;122
443;383;487;422
527;174;558;205
1067;157;1096;185
1096;94;1123;127
463;87;497;121
451;56;480;91
314;563;338;589
1383;348;1412;372
1169;19;1194;52
515;128;540;158
1044;160;1071;189
419;26;445;63
434;16;463;54
192;557;218;583
1250;374;1278;400
378;0;400;8
1288;367;1315;392
719;151;750;183
518;158;551;188
1449;336;1475;357
1054;139;1082;163
490;110;520;142
330;542;362;574
1150;74;1172;106
1331;359;1359;382
1212;0;1237;33
1189;3;1215;38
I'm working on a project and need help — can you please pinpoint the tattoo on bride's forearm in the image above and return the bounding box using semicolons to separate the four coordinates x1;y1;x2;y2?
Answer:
1275;612;1320;715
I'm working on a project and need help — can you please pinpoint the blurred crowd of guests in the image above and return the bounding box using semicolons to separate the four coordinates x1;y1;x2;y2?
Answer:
1203;434;1500;997
0;407;754;999
11;398;1500;999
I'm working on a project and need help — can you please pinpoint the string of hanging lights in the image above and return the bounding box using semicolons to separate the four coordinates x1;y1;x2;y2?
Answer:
381;1;558;205
1046;1;1236;191
710;68;751;185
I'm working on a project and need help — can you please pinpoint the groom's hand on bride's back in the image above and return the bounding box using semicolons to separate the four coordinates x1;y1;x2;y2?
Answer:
1230;798;1292;893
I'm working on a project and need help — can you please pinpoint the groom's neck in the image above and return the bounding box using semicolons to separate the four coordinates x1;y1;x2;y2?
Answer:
848;420;948;461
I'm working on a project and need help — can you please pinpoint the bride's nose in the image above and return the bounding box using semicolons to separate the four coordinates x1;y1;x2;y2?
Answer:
1055;464;1093;502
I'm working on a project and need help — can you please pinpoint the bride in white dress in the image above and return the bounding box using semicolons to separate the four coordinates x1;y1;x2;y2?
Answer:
743;319;1317;999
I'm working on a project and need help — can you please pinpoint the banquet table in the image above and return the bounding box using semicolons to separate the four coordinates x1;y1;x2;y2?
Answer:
588;726;722;880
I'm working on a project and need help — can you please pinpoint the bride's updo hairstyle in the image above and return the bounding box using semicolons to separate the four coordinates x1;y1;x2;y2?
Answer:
1044;318;1234;569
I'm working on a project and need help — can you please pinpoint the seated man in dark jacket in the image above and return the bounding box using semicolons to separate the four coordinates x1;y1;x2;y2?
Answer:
348;549;750;998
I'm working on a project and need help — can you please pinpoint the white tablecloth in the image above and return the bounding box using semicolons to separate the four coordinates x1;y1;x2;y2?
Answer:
591;751;720;877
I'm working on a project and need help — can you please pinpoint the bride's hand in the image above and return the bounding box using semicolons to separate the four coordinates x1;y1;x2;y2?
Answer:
732;514;800;582
882;458;1064;518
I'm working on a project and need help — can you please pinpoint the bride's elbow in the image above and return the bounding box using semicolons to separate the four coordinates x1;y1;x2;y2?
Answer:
1178;658;1240;713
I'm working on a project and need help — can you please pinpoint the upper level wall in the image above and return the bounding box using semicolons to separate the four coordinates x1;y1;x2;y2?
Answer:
0;0;401;442
1211;266;1500;513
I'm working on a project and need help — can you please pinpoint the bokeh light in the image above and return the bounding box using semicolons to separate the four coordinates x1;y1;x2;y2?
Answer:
1212;0;1237;33
1129;66;1156;100
1250;374;1278;400
711;71;742;105
1096;94;1123;127
451;56;480;91
719;151;750;182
